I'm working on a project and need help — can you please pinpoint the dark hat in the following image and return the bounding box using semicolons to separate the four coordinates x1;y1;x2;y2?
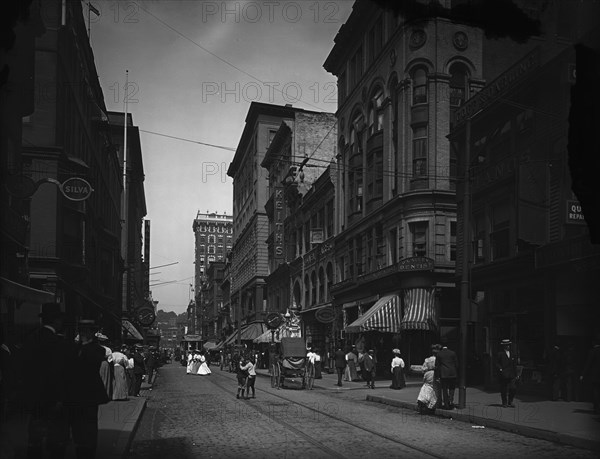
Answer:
39;303;64;319
368;349;374;354
500;339;511;345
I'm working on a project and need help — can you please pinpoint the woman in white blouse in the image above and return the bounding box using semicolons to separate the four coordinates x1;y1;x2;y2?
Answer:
390;348;406;389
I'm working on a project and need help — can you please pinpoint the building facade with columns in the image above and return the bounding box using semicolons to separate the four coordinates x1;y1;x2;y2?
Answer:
323;0;487;367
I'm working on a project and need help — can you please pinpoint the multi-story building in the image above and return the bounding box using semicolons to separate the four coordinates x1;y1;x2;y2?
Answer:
192;211;232;338
228;102;313;325
192;211;233;290
261;110;337;353
199;261;227;340
107;112;149;323
18;0;125;341
451;41;600;392
323;0;490;366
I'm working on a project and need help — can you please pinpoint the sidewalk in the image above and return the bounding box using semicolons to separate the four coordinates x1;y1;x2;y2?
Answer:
255;368;600;452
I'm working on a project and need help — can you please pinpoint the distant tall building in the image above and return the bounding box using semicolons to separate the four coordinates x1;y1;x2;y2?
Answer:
192;211;233;295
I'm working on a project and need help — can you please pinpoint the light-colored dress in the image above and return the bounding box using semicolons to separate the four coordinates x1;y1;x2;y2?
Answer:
111;351;129;400
186;353;194;374
345;352;358;381
417;357;438;409
191;353;201;374
197;355;211;375
99;345;113;398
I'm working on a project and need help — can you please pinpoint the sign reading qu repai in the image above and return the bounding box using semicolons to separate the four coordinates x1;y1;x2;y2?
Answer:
60;177;93;201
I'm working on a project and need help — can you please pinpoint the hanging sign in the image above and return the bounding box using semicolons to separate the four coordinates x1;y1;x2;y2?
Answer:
60;177;93;201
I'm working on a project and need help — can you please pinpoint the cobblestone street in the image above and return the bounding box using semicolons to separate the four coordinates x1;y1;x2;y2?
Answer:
127;364;597;459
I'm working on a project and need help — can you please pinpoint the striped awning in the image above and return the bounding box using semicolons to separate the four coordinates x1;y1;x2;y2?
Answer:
223;322;266;345
345;295;401;333
400;288;438;331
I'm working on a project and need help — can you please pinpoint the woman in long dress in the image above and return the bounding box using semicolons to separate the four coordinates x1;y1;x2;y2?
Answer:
345;348;358;381
111;351;129;400
390;349;406;389
417;355;438;413
186;351;194;374
191;351;201;374
197;353;211;375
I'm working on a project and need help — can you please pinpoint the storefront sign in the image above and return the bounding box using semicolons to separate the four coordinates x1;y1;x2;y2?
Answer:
315;306;335;324
274;187;285;260
455;47;540;125
472;156;517;192
397;257;434;272
310;228;324;244
60;177;93;201
566;200;585;224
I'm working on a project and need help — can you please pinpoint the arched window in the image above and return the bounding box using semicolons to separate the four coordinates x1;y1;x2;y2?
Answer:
311;271;317;305
412;67;428;105
318;267;325;303
368;87;385;136
304;275;310;308
326;263;333;301
449;63;469;108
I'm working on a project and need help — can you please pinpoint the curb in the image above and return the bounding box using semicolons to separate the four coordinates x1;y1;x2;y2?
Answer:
366;395;600;453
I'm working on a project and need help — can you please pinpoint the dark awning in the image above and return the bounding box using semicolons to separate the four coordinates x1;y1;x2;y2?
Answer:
400;288;438;331
0;276;54;303
345;295;401;333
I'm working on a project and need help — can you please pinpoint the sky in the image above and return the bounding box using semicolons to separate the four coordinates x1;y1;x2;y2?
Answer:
88;1;354;314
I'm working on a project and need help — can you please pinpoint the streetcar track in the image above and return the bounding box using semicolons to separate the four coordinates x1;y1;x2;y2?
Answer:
205;370;446;459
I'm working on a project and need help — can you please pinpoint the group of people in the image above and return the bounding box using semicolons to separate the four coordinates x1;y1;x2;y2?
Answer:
332;345;397;389
416;342;459;414
185;350;212;375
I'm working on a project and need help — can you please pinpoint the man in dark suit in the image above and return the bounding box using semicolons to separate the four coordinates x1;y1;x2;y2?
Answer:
496;338;519;407
67;320;110;458
334;347;346;387
132;344;146;396
20;303;71;459
435;342;459;409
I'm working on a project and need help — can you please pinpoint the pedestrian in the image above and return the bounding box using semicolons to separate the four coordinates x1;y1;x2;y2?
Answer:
197;352;211;375
496;338;519;408
186;351;194;374
435;341;458;409
67;320;110;459
236;356;249;399
580;334;600;414
19;303;71;459
110;347;129;401
334;347;346;387
390;349;406;389
305;347;316;390
345;346;358;382
417;356;438;414
546;343;563;401
145;350;157;386
96;332;113;400
132;345;146;396
314;348;322;379
219;349;225;370
363;349;377;389
240;356;256;398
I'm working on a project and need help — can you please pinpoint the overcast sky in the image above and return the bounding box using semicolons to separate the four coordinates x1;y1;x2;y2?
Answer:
89;1;353;314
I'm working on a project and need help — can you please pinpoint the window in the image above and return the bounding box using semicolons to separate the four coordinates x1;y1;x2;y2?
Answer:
311;271;317;305
449;63;468;108
472;213;486;263
350;45;363;89
412;126;428;177
410;222;428;257
348;126;363;217
449;221;457;261
368;16;384;64
491;204;510;260
355;235;364;276
326;200;334;238
368;88;384;136
326;264;333;301
304;274;310;308
268;129;278;146
318;268;325;303
389;228;398;265
412;68;427;105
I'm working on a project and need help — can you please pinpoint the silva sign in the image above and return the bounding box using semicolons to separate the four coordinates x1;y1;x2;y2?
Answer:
60;177;93;201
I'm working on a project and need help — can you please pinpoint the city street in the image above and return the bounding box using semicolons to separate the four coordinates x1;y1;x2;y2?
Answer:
128;363;596;459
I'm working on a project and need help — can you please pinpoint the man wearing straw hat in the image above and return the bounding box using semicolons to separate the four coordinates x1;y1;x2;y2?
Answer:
496;338;519;408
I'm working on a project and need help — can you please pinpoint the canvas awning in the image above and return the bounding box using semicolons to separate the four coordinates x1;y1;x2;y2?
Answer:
223;322;266;345
253;325;295;343
122;319;144;340
400;288;438;331
0;276;54;303
203;340;220;351
345;295;401;333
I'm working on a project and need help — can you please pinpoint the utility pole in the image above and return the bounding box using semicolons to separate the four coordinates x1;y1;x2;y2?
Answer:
458;118;471;410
